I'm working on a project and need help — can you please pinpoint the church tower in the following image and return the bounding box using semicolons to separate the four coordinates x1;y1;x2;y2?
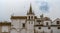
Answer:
27;4;35;20
26;4;35;33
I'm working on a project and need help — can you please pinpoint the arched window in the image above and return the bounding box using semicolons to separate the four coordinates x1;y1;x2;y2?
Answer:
22;23;25;28
58;27;60;29
46;22;48;25
38;27;41;29
29;22;30;24
31;22;33;24
48;27;51;29
29;16;30;20
31;16;33;19
57;21;60;24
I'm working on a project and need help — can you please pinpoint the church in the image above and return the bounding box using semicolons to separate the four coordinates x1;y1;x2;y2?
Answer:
0;4;60;33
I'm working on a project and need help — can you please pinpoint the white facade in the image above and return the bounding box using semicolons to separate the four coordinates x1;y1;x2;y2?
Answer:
10;5;60;33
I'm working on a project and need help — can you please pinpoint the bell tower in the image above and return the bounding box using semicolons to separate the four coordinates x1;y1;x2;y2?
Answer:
27;4;35;20
26;4;35;33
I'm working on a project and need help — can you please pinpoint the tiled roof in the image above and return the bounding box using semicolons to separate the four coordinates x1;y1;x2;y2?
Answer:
0;22;11;26
11;16;27;19
43;17;51;21
11;16;37;19
53;18;60;22
36;17;51;22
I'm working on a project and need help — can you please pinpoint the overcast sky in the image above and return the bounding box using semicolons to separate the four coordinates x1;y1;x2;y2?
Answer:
0;0;60;21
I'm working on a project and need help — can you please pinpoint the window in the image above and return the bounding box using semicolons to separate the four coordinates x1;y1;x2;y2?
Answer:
31;22;33;24
38;27;41;29
29;22;30;24
2;26;8;32
39;22;40;24
57;21;60;24
29;16;30;19
58;27;60;29
48;27;51;29
37;20;41;22
46;22;48;25
31;16;33;19
22;23;25;28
